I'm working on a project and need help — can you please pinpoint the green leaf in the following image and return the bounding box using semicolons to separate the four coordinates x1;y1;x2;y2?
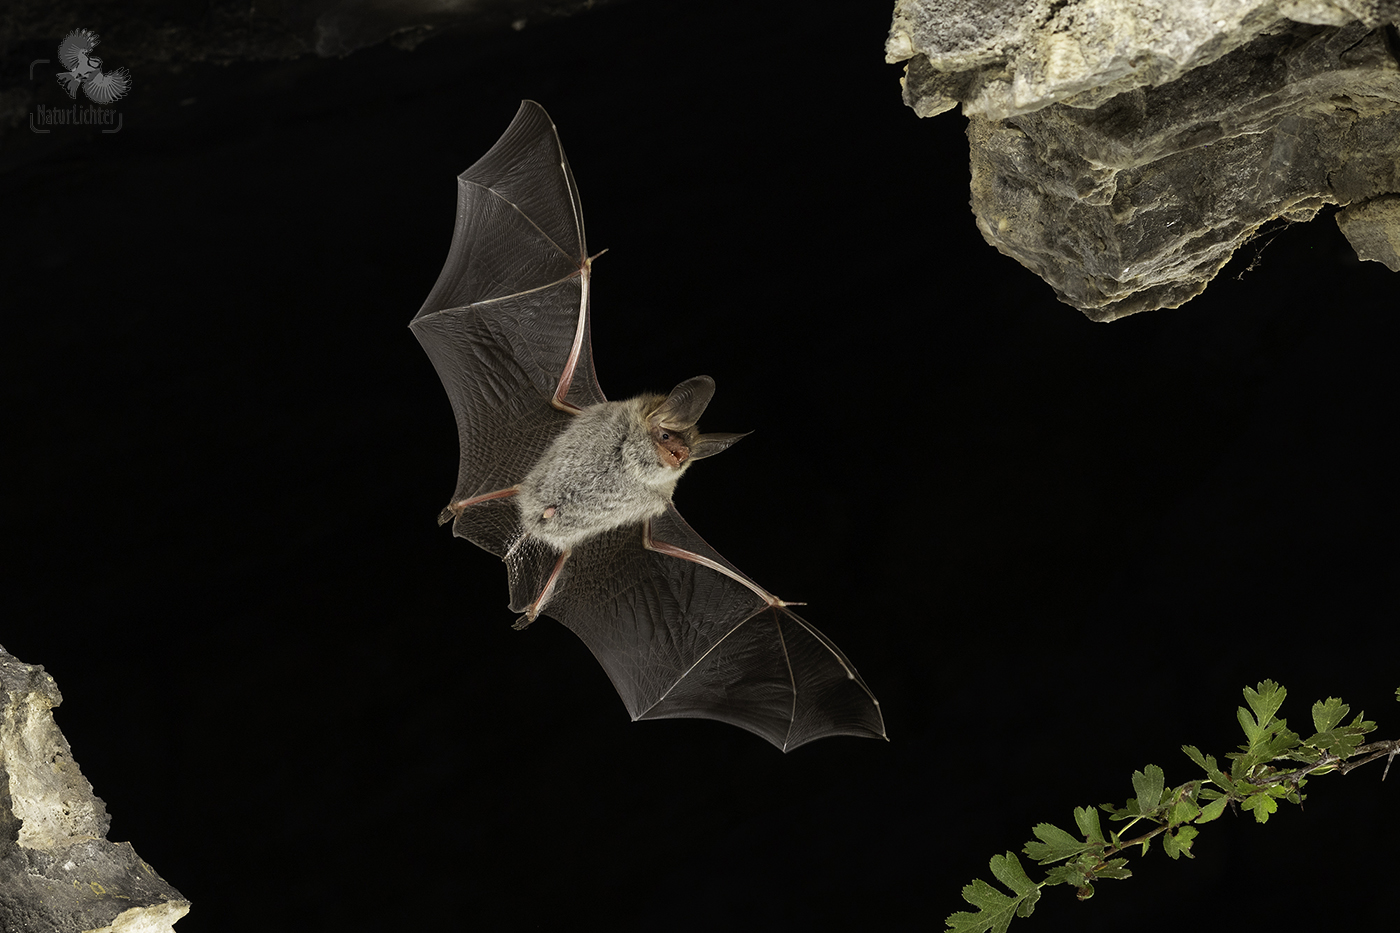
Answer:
1237;705;1265;744
1101;802;1134;822
1074;806;1105;845
1232;712;1302;775
1232;777;1258;797
946;879;1019;933
1288;745;1323;765
1257;724;1302;758
1024;823;1086;864
1183;745;1231;788
990;852;1041;900
1307;709;1380;759
1169;795;1200;825
1227;750;1249;781
1163;825;1199;860
1347;710;1378;735
1242;792;1279;823
1095;859;1132;880
1306;729;1361;757
1042;863;1088;888
1130;765;1166;815
1197;797;1229;823
1311;697;1349;733
1244;680;1287;729
946;853;1044;933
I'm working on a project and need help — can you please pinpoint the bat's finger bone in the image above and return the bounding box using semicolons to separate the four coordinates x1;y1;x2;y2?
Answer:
549;264;592;413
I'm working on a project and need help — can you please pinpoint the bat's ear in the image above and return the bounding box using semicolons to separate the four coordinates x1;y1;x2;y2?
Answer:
650;375;716;431
652;375;747;459
688;431;750;461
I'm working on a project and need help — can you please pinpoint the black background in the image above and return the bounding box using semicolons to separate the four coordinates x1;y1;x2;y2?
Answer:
4;2;1397;930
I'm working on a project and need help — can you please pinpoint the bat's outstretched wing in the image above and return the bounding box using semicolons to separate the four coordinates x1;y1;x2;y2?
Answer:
506;504;887;752
410;100;605;557
413;102;884;751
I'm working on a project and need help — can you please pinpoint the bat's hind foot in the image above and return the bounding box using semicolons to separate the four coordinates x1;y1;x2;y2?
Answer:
439;486;519;524
506;545;572;630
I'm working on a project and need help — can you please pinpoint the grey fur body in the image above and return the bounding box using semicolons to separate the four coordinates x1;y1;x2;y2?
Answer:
516;394;686;551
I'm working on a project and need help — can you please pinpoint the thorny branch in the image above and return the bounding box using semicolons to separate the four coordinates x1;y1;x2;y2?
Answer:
1252;738;1400;791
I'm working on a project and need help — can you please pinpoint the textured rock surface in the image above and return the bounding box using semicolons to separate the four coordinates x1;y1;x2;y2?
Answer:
887;1;1400;319
887;0;1400;118
0;647;188;933
1335;192;1400;268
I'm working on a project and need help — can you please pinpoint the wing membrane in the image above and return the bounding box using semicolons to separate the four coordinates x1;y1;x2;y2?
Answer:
410;101;606;554
543;505;886;752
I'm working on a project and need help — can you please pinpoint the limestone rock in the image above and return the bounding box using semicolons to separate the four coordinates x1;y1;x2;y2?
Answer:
1335;194;1400;268
887;0;1400;119
887;1;1400;318
0;646;188;933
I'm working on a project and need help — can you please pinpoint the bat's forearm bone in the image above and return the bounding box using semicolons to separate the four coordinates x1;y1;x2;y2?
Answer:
548;250;609;416
642;519;791;610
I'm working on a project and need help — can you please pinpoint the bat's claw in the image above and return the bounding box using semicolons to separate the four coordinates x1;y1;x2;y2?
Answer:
511;613;534;631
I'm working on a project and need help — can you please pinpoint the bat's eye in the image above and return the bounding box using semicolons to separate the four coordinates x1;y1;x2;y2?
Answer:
659;431;671;441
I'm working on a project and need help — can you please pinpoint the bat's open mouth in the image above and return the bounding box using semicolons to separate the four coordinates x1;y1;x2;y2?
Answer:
654;440;687;468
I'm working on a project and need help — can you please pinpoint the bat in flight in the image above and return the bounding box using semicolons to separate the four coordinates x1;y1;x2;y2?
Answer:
410;100;885;751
